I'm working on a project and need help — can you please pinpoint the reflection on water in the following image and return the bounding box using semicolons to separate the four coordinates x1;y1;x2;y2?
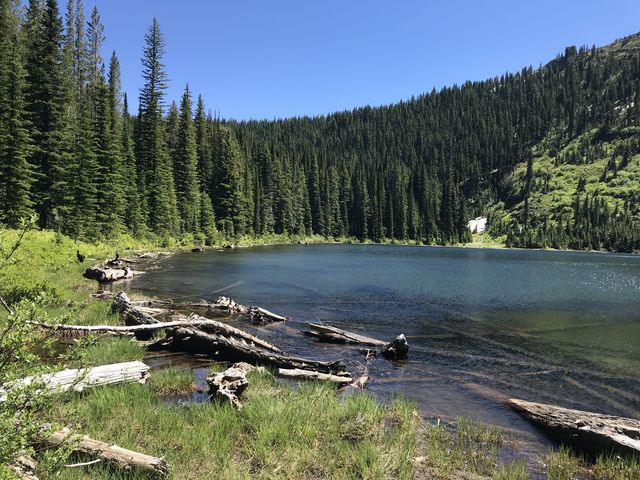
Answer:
131;244;640;468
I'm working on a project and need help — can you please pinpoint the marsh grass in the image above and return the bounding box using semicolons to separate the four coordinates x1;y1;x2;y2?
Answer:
51;368;417;479
417;417;525;479
545;446;640;480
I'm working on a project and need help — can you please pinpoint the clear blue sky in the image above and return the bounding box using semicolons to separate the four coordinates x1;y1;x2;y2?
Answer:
85;0;640;121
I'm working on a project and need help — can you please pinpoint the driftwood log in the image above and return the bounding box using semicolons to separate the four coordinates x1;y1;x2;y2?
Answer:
45;428;168;477
83;266;134;282
507;398;640;456
306;324;409;360
206;362;253;408
8;455;39;480
0;362;150;402
215;296;289;322
306;323;387;346
28;316;282;354
277;368;353;384
112;292;160;339
166;327;346;374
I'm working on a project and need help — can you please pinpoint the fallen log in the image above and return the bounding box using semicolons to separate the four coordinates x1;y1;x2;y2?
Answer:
306;324;409;359
277;368;353;384
339;373;370;397
306;323;387;346
166;327;346;374
0;362;150;402
507;398;640;456
83;266;134;282
45;427;168;477
207;362;253;408
28;315;282;354
112;292;160;339
215;296;289;323
8;455;39;480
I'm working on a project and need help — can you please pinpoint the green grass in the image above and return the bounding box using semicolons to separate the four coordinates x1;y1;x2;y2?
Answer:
545;447;640;480
51;369;417;480
415;418;523;479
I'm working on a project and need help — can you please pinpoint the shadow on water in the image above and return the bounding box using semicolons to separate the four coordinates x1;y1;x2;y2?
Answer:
128;244;640;475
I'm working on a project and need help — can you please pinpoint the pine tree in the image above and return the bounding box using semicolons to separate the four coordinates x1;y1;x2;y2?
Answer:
175;84;201;233
24;0;73;229
212;125;245;237
0;6;34;226
121;93;145;235
137;18;178;236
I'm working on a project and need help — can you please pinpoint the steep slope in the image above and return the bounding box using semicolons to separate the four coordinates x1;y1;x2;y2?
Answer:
230;32;640;250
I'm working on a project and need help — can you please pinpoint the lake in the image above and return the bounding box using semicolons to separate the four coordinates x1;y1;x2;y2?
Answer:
130;244;640;462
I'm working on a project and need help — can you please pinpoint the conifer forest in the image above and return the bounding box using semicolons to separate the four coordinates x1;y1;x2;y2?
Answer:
1;0;640;251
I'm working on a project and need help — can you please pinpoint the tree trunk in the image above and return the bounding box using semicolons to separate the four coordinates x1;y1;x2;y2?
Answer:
29;315;282;353
83;266;135;282
45;428;168;477
0;362;150;402
277;368;353;384
166;327;347;374
306;323;387;346
507;398;640;456
206;363;253;408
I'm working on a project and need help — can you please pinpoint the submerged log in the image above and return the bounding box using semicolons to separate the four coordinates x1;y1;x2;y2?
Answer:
206;363;253;408
277;368;353;384
306;323;387;346
45;427;168;477
0;362;150;402
382;334;409;360
166;327;346;374
83;266;134;282
306;324;409;359
507;398;640;456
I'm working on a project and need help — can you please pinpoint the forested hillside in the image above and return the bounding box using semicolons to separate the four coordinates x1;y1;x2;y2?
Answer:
1;0;639;250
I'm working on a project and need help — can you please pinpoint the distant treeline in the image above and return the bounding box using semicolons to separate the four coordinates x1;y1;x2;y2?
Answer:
1;0;639;250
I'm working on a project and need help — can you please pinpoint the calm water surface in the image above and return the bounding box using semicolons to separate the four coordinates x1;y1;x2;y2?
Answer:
131;244;640;464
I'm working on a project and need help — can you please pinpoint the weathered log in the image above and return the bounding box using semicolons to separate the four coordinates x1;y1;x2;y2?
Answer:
277;368;353;384
215;296;289;323
507;398;640;456
112;292;160;339
0;362;150;402
28;316;282;354
206;363;253;408
8;455;39;480
166;327;346;374
306;323;387;346
338;373;370;397
382;334;409;360
306;324;408;359
83;266;134;282
45;427;168;477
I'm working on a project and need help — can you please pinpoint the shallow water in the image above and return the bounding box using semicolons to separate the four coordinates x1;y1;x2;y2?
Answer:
131;244;640;470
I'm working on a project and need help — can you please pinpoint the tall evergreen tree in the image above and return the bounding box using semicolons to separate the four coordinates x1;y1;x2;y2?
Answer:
175;85;201;233
0;4;34;226
24;0;73;229
212;125;245;237
137;17;178;236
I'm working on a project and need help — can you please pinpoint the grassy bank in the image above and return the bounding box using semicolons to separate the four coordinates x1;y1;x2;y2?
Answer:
1;227;638;479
